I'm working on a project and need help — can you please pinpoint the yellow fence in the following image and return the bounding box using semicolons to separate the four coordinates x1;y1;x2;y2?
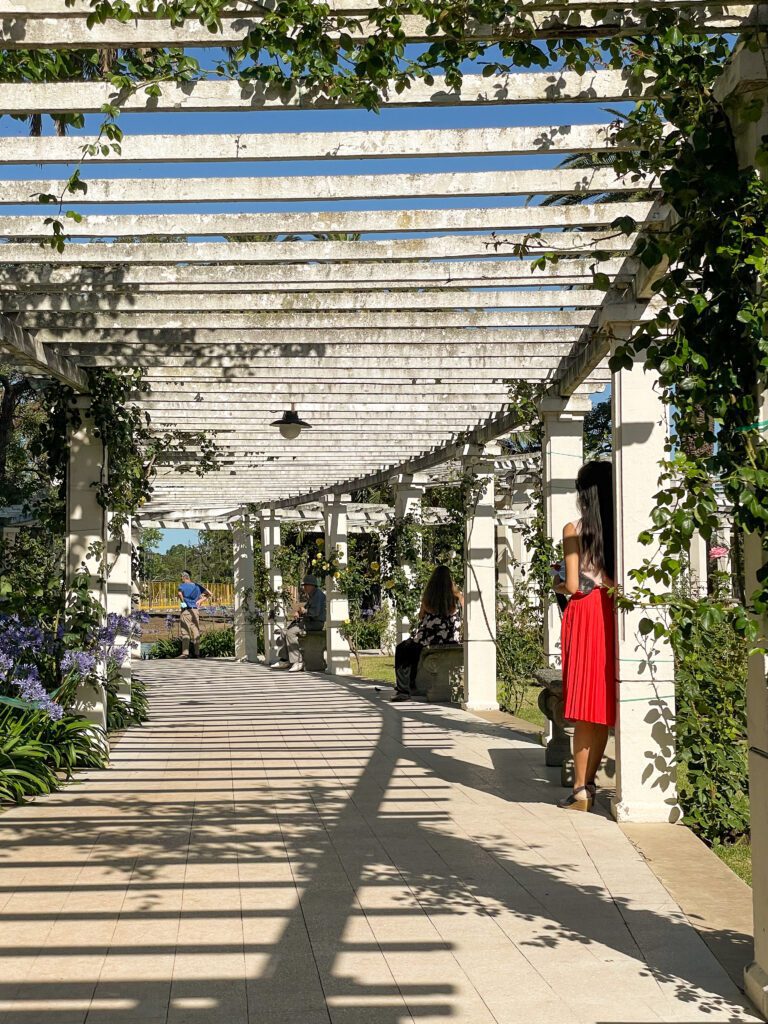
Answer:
139;581;235;613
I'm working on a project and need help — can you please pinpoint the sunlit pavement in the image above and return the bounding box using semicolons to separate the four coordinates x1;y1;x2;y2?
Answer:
0;660;759;1024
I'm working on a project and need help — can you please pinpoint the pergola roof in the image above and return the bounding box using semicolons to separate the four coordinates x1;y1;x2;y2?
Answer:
0;2;732;514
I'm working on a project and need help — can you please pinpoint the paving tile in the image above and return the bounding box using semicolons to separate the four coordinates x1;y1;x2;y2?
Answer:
0;662;760;1024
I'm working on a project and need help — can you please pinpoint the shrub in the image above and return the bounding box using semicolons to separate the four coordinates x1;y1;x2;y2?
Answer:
671;587;750;844
148;628;235;659
200;627;235;658
0;701;108;805
496;596;547;715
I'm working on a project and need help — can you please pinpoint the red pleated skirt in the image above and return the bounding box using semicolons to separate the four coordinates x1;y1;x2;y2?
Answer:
562;587;616;727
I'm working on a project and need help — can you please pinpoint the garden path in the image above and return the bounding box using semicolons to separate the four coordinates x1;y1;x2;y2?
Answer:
0;660;760;1024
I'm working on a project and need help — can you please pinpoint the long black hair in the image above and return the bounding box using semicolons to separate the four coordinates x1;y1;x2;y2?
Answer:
422;565;460;617
575;461;615;580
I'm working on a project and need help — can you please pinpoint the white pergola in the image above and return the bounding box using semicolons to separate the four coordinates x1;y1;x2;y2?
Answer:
1;4;767;1012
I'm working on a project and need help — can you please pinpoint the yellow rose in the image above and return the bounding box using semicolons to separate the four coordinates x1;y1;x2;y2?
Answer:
370;561;380;571
384;580;395;590
315;538;324;547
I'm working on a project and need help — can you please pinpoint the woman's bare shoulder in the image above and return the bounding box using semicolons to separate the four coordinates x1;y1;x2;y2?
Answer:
562;521;579;538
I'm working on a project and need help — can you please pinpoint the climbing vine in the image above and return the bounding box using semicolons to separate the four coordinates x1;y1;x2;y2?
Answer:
31;368;220;535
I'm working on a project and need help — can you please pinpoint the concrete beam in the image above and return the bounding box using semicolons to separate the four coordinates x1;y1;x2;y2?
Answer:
26;310;596;331
0;313;87;389
0;234;631;266
3;168;654;206
0;8;754;47
0;257;631;289
0;71;653;116
0;123;630;165
38;327;581;347
0;202;662;239
1;288;612;313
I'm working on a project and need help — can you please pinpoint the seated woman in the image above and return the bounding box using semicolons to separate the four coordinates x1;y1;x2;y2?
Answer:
391;565;462;703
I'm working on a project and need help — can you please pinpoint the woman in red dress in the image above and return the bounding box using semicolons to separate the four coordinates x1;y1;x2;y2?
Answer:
554;461;616;812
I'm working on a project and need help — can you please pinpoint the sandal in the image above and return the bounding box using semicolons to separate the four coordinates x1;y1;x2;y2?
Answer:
557;786;593;812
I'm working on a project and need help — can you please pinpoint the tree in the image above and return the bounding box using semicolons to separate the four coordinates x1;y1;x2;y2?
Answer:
584;399;612;460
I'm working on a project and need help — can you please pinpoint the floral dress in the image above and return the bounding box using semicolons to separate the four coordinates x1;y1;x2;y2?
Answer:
412;608;462;646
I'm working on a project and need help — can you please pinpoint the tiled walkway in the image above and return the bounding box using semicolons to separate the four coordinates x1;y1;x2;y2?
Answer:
0;661;760;1024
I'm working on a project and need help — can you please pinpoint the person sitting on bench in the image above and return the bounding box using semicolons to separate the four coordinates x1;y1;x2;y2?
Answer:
270;574;326;673
392;565;462;702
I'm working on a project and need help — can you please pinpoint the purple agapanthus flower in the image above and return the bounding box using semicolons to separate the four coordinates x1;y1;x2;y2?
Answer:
61;650;97;677
13;667;64;721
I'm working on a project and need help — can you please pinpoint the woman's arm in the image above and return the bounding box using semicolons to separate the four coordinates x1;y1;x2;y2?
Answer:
555;522;581;596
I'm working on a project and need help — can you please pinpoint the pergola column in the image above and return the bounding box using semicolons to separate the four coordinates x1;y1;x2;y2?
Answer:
689;531;709;597
718;44;768;1017
106;513;132;702
392;473;426;644
611;354;678;823
259;510;284;662
462;449;498;711
540;396;590;666
66;395;107;730
497;481;534;602
324;493;351;676
232;513;259;662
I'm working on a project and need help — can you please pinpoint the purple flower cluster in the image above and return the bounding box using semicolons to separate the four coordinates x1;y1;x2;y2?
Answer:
14;667;64;721
61;650;97;677
0;616;64;722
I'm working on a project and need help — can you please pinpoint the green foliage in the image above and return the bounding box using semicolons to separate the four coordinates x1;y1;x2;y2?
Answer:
496;596;547;716
147;636;181;659
147;627;235;659
200;627;235;658
671;576;750;844
0;703;108;805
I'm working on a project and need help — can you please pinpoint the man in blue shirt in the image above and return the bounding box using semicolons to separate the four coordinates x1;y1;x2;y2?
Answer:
178;570;212;658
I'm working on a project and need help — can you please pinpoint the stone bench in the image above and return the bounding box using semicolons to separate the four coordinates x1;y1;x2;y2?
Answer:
298;631;327;671
534;667;574;786
413;644;464;703
533;668;616;789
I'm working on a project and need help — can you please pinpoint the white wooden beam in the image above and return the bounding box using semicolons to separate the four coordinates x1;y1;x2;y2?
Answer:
3;168;654;206
0;313;87;389
0;202;662;238
0;123;629;165
0;71;653;116
25;309;597;330
2;288;612;313
0;257;631;289
0;7;755;47
0;234;631;265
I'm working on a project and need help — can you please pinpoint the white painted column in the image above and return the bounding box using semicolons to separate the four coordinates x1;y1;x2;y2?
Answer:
324;493;351;676
717;45;768;1017
611;356;678;823
232;514;259;663
392;473;426;644
66;396;107;730
378;528;396;655
106;513;132;701
688;531;709;598
743;390;768;1016
259;511;283;662
462;451;498;711
540;396;590;666
496;514;516;603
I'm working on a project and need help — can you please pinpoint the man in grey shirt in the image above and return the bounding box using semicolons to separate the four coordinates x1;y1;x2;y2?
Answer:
270;574;326;672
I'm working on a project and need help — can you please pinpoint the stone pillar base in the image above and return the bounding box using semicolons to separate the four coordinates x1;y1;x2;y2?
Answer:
463;700;500;712
73;678;107;732
611;797;682;824
745;961;768;1019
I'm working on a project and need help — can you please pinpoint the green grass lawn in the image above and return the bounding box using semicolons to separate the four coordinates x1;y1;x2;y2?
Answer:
714;841;752;886
354;656;545;728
